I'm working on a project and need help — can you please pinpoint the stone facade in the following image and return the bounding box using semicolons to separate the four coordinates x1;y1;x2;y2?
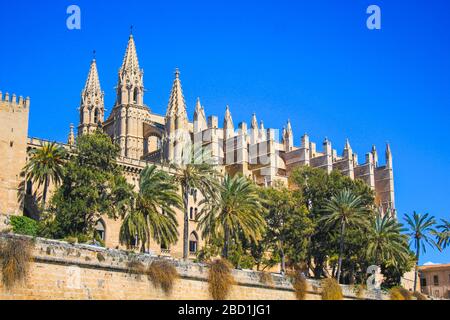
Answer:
0;33;396;260
419;264;450;299
0;234;387;300
0;92;29;216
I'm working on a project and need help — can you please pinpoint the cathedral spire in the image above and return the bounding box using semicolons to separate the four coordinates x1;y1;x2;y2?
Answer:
283;120;293;152
83;58;101;95
116;33;144;105
166;68;187;120
120;34;141;75
224;105;234;139
386;143;393;168
194;97;207;133
78;57;105;136
68;124;75;146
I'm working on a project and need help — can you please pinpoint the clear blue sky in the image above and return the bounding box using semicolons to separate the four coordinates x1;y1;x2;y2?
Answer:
0;0;449;264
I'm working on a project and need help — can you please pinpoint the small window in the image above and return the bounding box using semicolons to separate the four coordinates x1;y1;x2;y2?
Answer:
189;232;198;254
434;275;439;286
26;180;32;196
194;208;198;221
190;207;194;220
10;141;13;147
421;278;427;287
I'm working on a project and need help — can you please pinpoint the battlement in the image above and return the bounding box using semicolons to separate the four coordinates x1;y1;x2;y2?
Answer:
0;91;30;109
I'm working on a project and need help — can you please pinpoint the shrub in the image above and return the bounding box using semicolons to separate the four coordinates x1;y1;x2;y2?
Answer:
10;216;38;237
389;287;405;300
146;260;178;296
208;259;235;300
413;291;427;300
293;273;309;300
127;259;145;276
353;284;366;299
0;238;34;289
259;272;274;287
321;278;343;300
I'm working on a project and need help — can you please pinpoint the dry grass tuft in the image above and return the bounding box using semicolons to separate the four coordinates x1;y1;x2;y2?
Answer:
353;284;366;299
259;272;274;287
390;286;412;300
0;238;34;289
412;291;427;300
146;260;178;296
208;259;235;300
321;278;343;300
127;259;145;277
292;273;309;300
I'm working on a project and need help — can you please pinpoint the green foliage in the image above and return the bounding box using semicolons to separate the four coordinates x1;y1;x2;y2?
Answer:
366;213;411;267
120;165;181;252
199;175;266;259
435;219;450;250
353;284;366;299
0;238;34;289
10;216;39;237
404;212;439;291
289;167;375;280
321;278;343;300
22;142;66;209
257;186;313;272
208;259;235;300
43;132;134;240
170;152;221;260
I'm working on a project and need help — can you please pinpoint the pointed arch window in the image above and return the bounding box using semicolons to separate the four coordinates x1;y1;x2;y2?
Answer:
94;108;99;124
189;232;199;254
94;219;106;242
133;87;139;104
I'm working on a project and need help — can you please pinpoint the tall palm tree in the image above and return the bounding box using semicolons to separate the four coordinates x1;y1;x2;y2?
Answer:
120;165;181;252
404;212;439;292
169;152;220;260
366;211;410;267
23;142;66;209
435;219;450;250
320;189;369;284
198;175;266;259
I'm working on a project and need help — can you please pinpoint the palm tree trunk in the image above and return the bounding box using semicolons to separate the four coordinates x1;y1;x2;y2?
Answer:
42;175;49;210
413;240;420;292
223;225;230;259
182;186;190;261
336;221;346;284
280;240;286;274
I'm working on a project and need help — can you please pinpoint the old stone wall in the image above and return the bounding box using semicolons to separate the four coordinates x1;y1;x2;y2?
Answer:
0;234;386;300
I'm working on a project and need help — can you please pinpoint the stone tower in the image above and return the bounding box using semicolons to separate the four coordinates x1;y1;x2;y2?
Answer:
0;92;30;216
164;69;190;164
108;34;149;159
78;57;104;136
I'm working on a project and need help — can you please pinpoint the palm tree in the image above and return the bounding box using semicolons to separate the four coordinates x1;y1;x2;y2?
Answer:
320;189;369;284
120;165;181;252
435;219;450;250
169;153;220;260
23;142;66;209
198;175;266;259
366;211;410;267
404;212;439;292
